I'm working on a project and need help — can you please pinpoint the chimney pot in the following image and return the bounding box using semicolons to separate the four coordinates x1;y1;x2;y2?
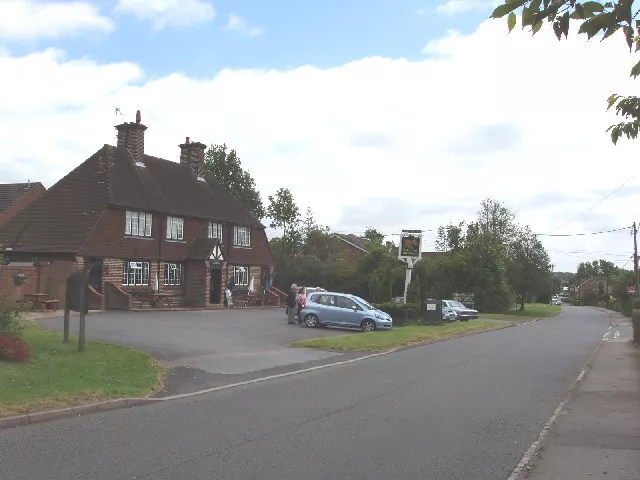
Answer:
115;109;147;162
179;138;206;177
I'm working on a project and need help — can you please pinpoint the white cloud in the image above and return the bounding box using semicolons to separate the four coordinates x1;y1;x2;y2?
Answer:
435;0;497;15
114;0;215;30
224;14;264;38
0;0;113;41
1;18;639;272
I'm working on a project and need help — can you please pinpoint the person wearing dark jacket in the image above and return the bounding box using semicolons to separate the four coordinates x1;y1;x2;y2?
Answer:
286;284;298;324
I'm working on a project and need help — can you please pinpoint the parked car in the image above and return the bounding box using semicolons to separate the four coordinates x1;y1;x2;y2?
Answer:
301;292;393;332
285;286;326;318
552;296;562;306
441;300;479;321
442;309;458;322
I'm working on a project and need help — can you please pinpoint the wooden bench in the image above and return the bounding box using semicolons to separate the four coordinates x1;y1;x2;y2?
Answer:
44;299;60;311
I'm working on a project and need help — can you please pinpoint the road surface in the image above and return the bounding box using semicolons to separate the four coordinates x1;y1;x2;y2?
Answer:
1;306;611;479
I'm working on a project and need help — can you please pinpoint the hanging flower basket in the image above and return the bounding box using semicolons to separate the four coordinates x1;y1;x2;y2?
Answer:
12;272;28;286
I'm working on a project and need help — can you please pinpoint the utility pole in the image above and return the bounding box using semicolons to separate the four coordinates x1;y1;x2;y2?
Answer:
634;221;638;298
550;263;554;305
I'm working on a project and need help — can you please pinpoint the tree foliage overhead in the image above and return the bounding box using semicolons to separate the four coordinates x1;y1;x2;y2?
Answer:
204;144;265;219
491;0;640;144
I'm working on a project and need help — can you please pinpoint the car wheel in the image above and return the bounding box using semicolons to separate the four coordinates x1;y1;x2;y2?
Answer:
304;314;319;328
361;319;376;332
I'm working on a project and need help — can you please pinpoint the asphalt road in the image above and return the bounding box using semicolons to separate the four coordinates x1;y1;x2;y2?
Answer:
2;306;611;480
37;308;360;395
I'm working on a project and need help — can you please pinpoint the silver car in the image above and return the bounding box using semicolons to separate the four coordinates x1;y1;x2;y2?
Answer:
442;300;479;321
301;292;393;332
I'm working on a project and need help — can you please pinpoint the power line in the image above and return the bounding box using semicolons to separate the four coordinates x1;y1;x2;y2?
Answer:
535;226;630;237
545;177;635;234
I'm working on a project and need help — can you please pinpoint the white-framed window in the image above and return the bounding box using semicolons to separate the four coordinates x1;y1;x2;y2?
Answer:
166;216;184;240
208;222;223;240
232;265;249;286
233;226;251;247
125;211;152;237
163;262;182;286
122;261;150;286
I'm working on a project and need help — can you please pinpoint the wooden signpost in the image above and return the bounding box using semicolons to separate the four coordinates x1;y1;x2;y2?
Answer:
63;271;90;352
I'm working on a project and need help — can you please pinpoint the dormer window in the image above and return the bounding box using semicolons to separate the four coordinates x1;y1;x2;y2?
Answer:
166;216;184;240
233;226;251;247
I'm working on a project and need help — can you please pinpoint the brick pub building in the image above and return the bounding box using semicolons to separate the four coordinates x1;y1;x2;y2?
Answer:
0;111;275;309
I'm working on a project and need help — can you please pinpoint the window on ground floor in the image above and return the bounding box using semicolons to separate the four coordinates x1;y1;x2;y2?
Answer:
164;262;183;286
231;265;249;286
122;261;150;286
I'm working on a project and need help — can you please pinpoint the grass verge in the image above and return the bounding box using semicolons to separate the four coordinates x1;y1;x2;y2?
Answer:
482;303;561;321
290;321;504;352
0;326;161;417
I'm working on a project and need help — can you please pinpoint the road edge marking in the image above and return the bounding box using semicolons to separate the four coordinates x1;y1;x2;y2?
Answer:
506;336;605;480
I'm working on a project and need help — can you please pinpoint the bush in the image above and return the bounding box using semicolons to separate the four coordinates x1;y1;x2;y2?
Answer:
632;309;640;345
375;302;420;326
0;296;23;337
0;334;30;361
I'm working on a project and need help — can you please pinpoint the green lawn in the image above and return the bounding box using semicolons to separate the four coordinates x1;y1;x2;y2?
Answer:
0;326;161;417
482;303;562;321
290;321;504;352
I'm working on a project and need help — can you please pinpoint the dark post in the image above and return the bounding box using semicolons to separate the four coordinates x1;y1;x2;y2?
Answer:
633;221;638;299
78;284;86;353
63;285;70;343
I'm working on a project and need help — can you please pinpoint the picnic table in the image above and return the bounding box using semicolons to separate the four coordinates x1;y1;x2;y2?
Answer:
22;293;59;312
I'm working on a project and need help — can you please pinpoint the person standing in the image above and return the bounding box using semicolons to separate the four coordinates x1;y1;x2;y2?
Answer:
296;287;307;325
226;275;236;307
286;284;298;324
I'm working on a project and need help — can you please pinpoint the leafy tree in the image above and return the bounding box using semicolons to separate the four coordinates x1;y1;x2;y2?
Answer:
203;144;265;219
356;243;404;303
506;226;551;310
491;0;640;144
267;188;300;236
575;259;601;283
599;259;619;294
435;222;466;252
363;228;385;247
476;198;516;245
300;207;319;239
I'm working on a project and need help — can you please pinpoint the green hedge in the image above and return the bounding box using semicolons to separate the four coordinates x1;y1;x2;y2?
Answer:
374;302;420;326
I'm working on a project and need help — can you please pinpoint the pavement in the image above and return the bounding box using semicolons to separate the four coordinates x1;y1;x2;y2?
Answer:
0;306;614;479
520;317;640;480
36;308;366;395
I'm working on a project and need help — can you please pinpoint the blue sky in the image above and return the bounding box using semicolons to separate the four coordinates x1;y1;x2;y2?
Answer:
5;0;493;77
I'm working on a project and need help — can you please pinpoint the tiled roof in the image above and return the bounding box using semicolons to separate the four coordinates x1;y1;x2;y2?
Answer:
331;233;370;253
0;182;44;213
0;145;265;253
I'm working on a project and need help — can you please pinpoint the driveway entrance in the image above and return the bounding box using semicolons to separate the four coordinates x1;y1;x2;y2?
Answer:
37;308;358;395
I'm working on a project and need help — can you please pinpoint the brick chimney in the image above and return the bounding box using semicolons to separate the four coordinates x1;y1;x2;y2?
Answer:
179;137;207;177
115;110;147;162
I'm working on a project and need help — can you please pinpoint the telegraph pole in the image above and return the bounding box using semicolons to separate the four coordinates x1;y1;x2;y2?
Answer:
634;221;638;298
550;263;554;304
